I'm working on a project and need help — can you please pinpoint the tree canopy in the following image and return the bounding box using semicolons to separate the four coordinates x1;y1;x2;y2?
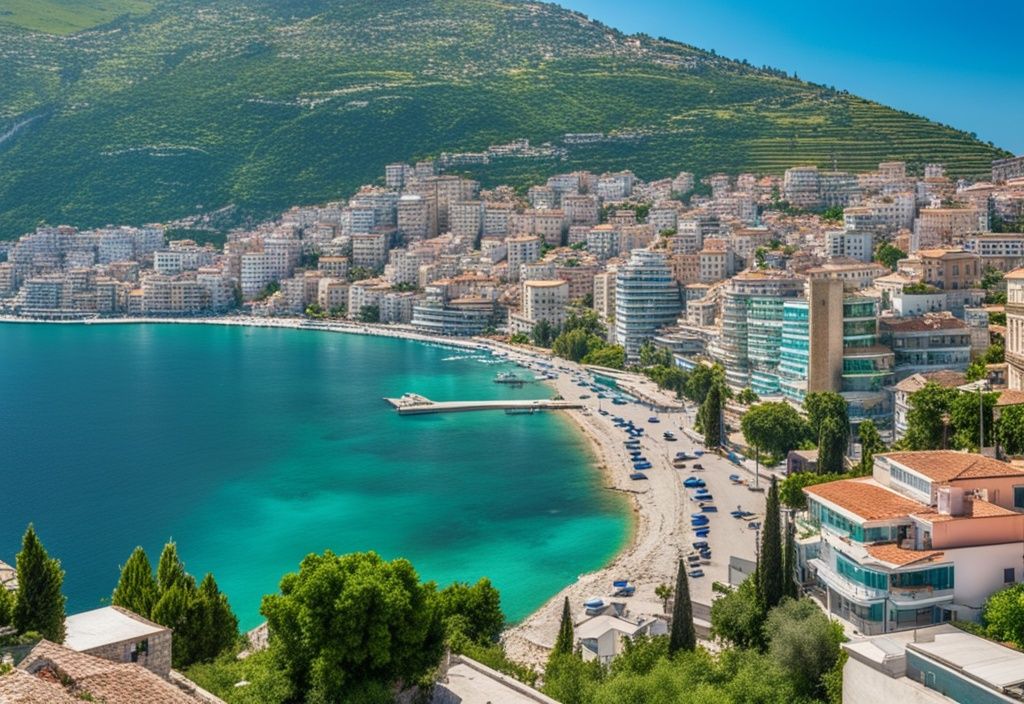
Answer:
13;524;66;642
740;402;808;461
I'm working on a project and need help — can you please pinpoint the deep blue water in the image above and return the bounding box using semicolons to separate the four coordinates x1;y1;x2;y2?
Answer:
0;323;629;628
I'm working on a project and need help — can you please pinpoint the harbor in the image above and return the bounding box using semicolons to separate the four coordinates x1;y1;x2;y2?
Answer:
384;393;583;415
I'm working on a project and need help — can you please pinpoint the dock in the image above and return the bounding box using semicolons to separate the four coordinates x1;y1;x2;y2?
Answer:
384;393;583;416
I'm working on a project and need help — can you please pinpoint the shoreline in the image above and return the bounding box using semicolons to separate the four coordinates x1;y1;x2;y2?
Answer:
1;314;675;666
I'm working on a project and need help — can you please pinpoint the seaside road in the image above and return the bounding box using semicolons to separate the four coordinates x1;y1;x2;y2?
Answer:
499;352;764;667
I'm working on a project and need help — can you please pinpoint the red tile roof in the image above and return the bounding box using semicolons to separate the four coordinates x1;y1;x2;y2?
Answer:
18;641;202;704
804;478;923;521
881;451;1024;483
864;543;945;567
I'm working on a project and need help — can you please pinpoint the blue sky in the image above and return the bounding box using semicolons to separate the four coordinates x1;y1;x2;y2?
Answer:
559;0;1023;154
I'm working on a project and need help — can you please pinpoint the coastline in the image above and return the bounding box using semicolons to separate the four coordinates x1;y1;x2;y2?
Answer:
1;314;679;667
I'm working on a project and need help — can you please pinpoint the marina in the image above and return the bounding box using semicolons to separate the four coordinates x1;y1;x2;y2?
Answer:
384;393;583;415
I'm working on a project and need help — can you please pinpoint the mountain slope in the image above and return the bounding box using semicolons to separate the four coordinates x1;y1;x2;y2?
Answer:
0;0;1010;237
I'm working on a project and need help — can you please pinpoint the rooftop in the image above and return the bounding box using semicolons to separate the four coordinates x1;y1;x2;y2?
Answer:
908;631;1024;696
863;543;945;567
882;451;1024;483
913;499;1020;523
64;606;168;652
879;316;968;333
436;656;559;704
804;478;922;521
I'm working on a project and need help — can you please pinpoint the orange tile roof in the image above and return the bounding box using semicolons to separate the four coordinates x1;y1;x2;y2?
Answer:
881;451;1024;482
804;478;923;521
0;669;81;704
997;389;1024;407
913;499;1020;524
864;543;945;567
19;641;201;704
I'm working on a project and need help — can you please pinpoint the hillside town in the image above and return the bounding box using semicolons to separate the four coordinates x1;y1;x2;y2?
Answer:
3;152;1024;416
5;152;1024;703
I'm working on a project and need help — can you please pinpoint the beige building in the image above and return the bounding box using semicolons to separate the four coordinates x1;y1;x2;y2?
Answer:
913;207;988;250
1007;268;1024;390
908;248;982;290
593;269;616;324
509;279;569;334
506;236;542;281
510;209;566;246
64;606;172;677
318;255;350;280
351;232;390;270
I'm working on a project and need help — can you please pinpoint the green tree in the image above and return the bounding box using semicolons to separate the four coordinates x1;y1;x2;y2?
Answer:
639;341;673;368
698;381;725;448
736;388;759;406
531;319;557;347
782;520;798;600
304;303;325;319
111;546;159;618
804;391;849;450
655;583;673;613
152;581;198;666
875;243;907;271
998;404;1024;455
710;577;762;649
357;304;380;323
817;415;846;474
13;525;66;641
437;578;504;646
741;402;809;463
857;419;885;475
685;363;723;404
562;309;605;337
157;541;191;594
552;328;605;362
902;383;956;450
0;582;15;628
260;551;444;702
778;471;845;510
821;206;844;223
949;390;998;451
553;596;575;656
758;478;784;615
543;652;602;704
190;573;240;665
766;599;845;699
582;344;625;369
508;332;530;345
983;583;1024;649
668;560;696;655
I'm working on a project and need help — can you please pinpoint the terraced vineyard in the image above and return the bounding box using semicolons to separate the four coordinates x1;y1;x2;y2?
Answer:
0;0;1010;237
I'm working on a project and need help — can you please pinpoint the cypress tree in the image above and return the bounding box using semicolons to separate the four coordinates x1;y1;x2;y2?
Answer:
817;415;846;474
112;547;159;618
758;477;784;614
782;517;798;599
668;559;696;655
152;581;197;668
13;524;66;641
552;597;574;656
157;541;190;593
700;382;724;448
193;573;239;663
0;584;14;628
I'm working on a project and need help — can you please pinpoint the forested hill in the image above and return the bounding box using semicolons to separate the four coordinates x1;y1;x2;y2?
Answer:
0;0;1010;237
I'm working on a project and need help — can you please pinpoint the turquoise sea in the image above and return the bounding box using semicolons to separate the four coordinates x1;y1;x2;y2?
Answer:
0;323;630;629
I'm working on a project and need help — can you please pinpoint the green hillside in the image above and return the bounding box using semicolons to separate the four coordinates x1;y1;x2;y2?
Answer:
0;0;1010;238
0;0;151;34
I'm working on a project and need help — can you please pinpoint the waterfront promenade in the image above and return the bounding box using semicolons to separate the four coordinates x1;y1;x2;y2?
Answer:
384;393;583;415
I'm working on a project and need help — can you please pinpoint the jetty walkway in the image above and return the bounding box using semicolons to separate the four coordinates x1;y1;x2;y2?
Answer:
384;393;583;415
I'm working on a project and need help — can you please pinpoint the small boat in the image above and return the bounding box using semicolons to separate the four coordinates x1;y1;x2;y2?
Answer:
494;372;528;386
584;597;605;610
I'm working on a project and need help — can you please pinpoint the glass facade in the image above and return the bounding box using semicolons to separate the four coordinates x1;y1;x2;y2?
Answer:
836;553;888;590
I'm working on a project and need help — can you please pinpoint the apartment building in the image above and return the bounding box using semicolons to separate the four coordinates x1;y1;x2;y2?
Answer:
804;261;890;291
593;269;616;326
595;171;635;200
351;232;390;270
992;154;1024;183
448;200;484;238
825;229;874;263
397;194;436;239
587;225;620;261
671;171;695;195
483;202;514;238
1006;268;1024;390
908;248;982;290
783;166;821;209
141;276;210;315
819;171;861;208
509;279;569;334
879;314;972;379
614;250;682;360
240;253;273;298
506;236;542;281
961;232;1024;272
318;255;350;280
803;451;1024;635
510;209;566;246
913;207;988;250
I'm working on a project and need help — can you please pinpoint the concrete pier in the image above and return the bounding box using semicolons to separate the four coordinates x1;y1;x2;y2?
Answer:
384;393;583;415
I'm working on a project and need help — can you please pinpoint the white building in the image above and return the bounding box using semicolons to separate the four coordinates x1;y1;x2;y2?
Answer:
576;613;668;666
506;236;541;281
351;233;390;270
1006;268;1024;390
825;230;874;263
615;250;682;360
784;166;821;209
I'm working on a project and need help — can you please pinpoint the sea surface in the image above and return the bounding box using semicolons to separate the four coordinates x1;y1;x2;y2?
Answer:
0;323;630;628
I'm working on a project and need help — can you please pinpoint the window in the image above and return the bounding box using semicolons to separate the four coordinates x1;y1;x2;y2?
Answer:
1006;568;1016;584
1014;486;1024;510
